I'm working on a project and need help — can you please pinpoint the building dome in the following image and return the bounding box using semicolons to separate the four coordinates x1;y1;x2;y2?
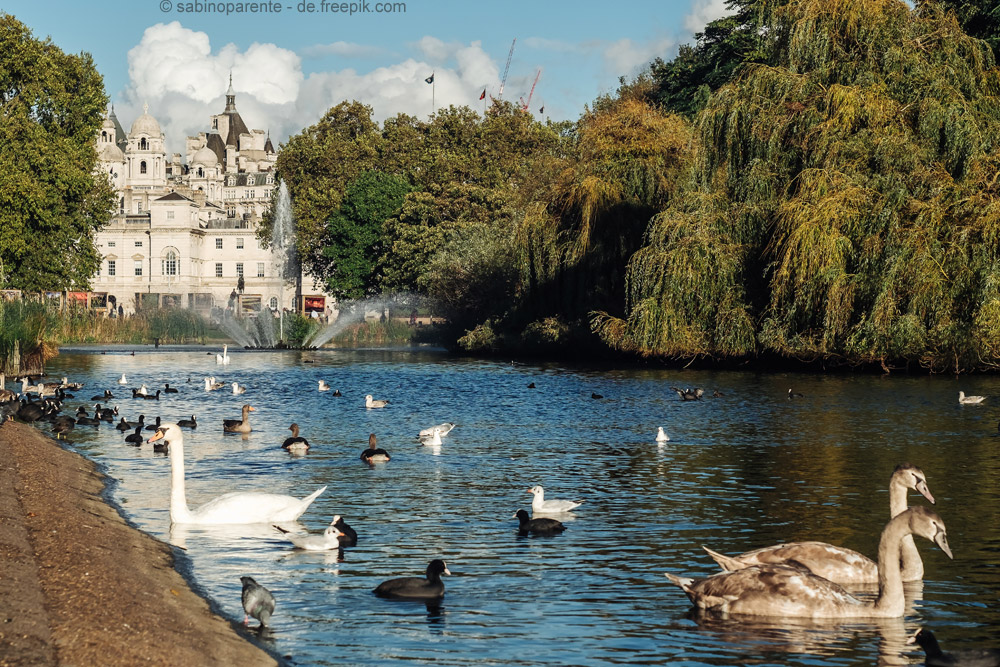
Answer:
98;142;125;162
192;145;219;165
130;103;162;138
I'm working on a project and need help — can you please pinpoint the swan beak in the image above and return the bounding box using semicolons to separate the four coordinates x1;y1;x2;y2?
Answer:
934;530;953;559
916;480;935;505
147;428;165;444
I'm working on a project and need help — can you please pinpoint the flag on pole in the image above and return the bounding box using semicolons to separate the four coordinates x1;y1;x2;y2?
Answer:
539;105;545;113
425;73;435;84
479;88;486;100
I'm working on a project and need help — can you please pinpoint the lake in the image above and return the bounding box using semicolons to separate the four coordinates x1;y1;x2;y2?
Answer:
45;345;1000;666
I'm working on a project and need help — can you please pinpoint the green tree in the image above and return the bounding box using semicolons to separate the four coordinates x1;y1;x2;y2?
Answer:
316;171;410;300
0;14;114;291
936;0;1000;61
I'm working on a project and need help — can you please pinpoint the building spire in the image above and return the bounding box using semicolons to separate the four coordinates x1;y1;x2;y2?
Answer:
225;72;237;112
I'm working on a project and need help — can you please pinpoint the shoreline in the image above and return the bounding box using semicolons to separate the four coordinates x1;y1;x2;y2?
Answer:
0;420;279;666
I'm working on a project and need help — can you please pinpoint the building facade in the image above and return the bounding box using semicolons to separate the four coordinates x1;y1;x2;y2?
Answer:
91;80;325;317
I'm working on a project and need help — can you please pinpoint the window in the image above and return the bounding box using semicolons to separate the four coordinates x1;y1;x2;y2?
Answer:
246;190;255;199
108;241;116;248
257;262;264;277
236;237;244;249
215;263;223;277
215;238;223;250
134;260;143;276
228;176;236;186
166;211;174;220
236;262;244;277
108;260;116;276
247;176;255;186
197;167;203;177
119;197;124;213
140;160;147;174
139;138;148;150
266;174;274;184
163;250;177;276
134;240;143;247
269;297;278;310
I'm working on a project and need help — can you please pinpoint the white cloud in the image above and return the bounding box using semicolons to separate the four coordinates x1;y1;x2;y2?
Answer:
684;0;731;34
301;41;386;59
119;23;502;155
602;37;676;74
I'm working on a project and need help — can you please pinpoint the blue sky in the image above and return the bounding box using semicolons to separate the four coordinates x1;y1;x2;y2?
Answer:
2;0;728;152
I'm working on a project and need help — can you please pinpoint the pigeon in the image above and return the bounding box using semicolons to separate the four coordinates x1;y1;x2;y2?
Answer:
240;576;275;628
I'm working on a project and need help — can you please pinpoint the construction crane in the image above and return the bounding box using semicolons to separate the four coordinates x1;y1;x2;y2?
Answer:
497;38;516;100
520;68;541;112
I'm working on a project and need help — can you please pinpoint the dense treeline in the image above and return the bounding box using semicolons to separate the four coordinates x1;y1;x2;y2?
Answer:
267;0;1000;371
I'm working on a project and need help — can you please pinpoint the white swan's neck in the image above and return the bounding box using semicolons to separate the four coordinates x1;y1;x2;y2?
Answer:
873;512;908;615
889;476;923;580
168;433;194;523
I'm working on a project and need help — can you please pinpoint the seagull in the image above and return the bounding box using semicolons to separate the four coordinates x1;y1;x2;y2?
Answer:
365;394;389;409
959;391;986;405
656;427;670;442
418;422;455;438
318;380;330;392
273;518;344;551
204;377;225;391
420;427;443;446
232;382;246;395
528;485;583;514
117;374;128;385
240;576;274;629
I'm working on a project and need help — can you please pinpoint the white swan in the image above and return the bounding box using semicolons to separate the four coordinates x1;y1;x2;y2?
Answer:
216;344;230;365
148;423;326;524
665;506;952;618
959;391;985;405
232;382;246;395
656;427;670;442
117;374;128;385
528;485;584;513
419;422;455;438
273;517;344;551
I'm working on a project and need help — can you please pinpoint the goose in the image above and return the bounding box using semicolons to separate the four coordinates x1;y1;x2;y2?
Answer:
360;433;390;463
365;394;389;409
664;506;952;618
282;423;309;452
163;383;178;393
117;374;128;385
223;404;254;433
374;559;450;600
419;422;456;438
528;485;583;514
232;382;246;395
333;515;357;547
177;415;197;429
908;627;1000;667
656;427;670;442
513;508;566;535
701;463;935;585
124;424;144;445
959;391;986;405
240;576;274;628
273;518;344;551
217;344;231;365
318;380;330;392
147;423;327;524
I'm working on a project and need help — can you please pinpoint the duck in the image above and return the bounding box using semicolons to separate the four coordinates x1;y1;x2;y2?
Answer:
282;423;309;452
232;382;246;395
907;627;1000;667
665;506;952;618
671;386;703;401
788;388;805;398
164;383;178;393
364;394;389;409
419;422;456;438
656;427;670;442
144;416;162;432
177;414;197;428
124;424;144;445
374;559;450;600
148;423;327;524
318;380;330;392
117;374;128;385
527;382;536;389
591;392;603;399
223;404;254;433
360;433;390;463
701;463;936;585
240;576;274;628
959;391;986;405
333;515;357;547
528;485;583;514
513;509;566;535
331;389;342;397
273;518;344;551
217;344;231;365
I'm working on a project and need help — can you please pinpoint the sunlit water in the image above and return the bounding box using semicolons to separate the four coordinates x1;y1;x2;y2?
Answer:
43;346;1000;666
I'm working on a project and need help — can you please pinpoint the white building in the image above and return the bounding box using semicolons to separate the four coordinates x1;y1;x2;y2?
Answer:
91;80;328;317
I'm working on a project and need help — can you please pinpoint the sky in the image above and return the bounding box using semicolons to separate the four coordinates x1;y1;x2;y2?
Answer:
2;0;730;154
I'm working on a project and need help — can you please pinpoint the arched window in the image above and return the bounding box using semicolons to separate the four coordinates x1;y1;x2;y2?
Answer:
119;197;124;213
101;131;108;142
269;297;278;310
197;167;204;177
139;138;148;150
140;161;147;174
162;249;178;276
247;175;255;186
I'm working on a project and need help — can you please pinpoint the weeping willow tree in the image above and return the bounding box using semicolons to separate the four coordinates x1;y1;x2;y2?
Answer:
595;0;1000;372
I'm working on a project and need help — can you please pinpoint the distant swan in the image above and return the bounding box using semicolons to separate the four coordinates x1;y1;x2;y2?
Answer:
216;344;230;365
117;374;128;385
148;423;326;524
959;391;986;405
656;427;669;442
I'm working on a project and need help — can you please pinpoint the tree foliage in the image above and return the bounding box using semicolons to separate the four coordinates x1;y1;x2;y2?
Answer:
0;14;114;291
